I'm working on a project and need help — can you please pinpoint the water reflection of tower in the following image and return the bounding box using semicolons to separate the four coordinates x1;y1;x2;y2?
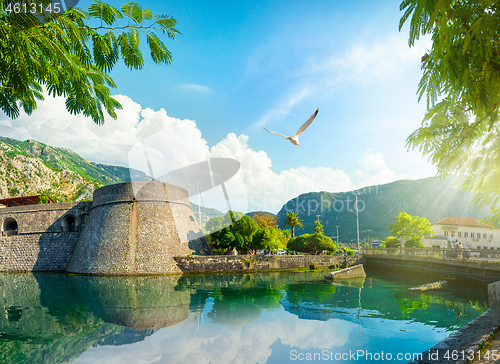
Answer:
69;275;191;330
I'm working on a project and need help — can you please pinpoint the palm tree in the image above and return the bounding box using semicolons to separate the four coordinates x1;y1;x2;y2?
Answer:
285;211;304;238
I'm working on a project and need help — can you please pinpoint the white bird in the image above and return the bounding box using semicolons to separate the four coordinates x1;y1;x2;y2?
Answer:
263;108;318;146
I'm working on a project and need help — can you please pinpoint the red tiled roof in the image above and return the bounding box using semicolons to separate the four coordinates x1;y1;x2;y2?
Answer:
434;216;493;228
0;195;54;207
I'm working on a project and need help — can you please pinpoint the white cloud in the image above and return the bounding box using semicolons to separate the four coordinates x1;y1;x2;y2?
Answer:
72;312;354;364
181;84;213;93
253;87;312;130
251;34;431;130
300;35;430;84
0;93;209;169
207;133;354;213
0;95;403;214
354;149;404;187
205;134;402;213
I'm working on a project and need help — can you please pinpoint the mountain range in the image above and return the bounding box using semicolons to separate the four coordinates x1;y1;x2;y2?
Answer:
0;136;219;217
276;177;493;243
0;136;492;242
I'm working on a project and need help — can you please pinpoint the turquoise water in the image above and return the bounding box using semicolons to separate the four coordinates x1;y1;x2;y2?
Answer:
0;268;488;364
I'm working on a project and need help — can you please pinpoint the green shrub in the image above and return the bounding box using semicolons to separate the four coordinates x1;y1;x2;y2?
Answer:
404;237;425;248
383;236;400;247
345;248;356;256
38;195;51;204
287;233;336;254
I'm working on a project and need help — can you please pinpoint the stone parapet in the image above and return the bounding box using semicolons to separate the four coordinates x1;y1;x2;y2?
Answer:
0;201;91;234
174;255;346;274
488;281;500;307
0;182;210;275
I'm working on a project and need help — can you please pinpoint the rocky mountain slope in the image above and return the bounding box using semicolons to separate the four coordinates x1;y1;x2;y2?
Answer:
0;136;224;219
0;137;154;202
276;177;494;243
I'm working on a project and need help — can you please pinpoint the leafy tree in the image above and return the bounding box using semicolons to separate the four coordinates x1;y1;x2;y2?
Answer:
205;211;244;234
400;1;500;226
0;0;179;124
389;212;433;246
284;211;303;238
383;236;400;248
205;216;225;234
287;233;336;255
219;231;244;253
250;211;278;229
253;227;286;252
278;229;290;246
233;214;261;253
345;247;356;256
208;212;260;254
314;220;324;234
226;210;245;223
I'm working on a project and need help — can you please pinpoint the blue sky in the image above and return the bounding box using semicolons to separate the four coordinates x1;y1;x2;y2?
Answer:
0;0;436;213
106;0;431;169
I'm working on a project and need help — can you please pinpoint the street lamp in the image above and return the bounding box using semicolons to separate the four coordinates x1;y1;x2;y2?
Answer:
354;193;360;258
336;225;339;246
316;214;321;222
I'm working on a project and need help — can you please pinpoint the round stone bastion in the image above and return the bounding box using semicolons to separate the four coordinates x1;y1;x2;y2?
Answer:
66;181;211;275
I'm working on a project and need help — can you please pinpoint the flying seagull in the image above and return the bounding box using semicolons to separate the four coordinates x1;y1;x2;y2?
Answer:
263;108;319;145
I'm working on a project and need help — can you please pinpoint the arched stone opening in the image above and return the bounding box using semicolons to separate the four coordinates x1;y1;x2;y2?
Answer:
3;218;18;236
62;215;78;232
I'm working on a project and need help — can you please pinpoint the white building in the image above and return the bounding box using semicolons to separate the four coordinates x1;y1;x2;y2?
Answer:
422;216;500;249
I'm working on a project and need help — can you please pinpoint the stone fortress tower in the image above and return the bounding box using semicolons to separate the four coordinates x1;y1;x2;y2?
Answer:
66;181;211;275
0;181;211;275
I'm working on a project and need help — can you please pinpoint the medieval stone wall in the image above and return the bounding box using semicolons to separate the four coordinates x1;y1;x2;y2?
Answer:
0;182;212;274
0;202;91;272
0;232;80;272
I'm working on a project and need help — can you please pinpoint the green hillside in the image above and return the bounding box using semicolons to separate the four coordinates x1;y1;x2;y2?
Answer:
276;177;493;244
0;136;224;219
0;136;155;202
0;137;151;185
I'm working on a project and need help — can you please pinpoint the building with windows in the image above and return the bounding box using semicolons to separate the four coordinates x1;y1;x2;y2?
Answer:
422;216;500;249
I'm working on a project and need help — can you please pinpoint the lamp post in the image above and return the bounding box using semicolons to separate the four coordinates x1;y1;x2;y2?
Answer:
316;214;321;222
355;193;360;258
336;225;339;246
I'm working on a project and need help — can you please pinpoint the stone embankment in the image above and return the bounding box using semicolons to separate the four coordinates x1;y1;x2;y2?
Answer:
406;280;500;364
407;306;500;364
174;255;350;274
